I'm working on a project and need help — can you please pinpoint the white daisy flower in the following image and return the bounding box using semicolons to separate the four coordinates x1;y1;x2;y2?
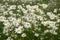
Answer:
3;20;12;27
23;22;31;28
8;11;14;15
37;16;43;21
26;17;32;22
53;9;57;13
3;26;9;33
15;27;23;34
22;8;27;14
8;16;16;21
0;16;6;22
9;5;16;10
44;30;49;33
49;30;57;35
41;21;49;26
18;5;22;9
26;5;31;10
57;19;60;22
47;12;57;19
41;4;48;9
34;33;39;37
32;5;39;11
50;15;57;20
47;12;52;15
48;21;56;26
12;20;19;26
6;37;13;40
21;33;26;37
39;9;44;14
17;18;21;23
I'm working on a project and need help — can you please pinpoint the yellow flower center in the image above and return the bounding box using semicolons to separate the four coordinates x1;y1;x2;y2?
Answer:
0;18;2;20
17;30;20;32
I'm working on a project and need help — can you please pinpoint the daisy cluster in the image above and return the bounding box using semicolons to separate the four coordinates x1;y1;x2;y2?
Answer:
0;0;60;40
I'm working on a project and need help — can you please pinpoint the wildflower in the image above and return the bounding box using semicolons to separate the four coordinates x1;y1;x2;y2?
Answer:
12;20;20;26
34;33;39;37
18;5;22;9
0;16;6;22
3;26;9;33
23;22;31;28
9;5;16;10
48;21;56;26
47;12;57;19
6;37;13;40
3;20;12;27
8;16;16;21
15;26;23;34
22;8;27;14
49;30;57;35
26;5;31;10
41;21;49;26
44;30;49;33
37;16;43;21
21;33;26;37
41;4;48;9
26;17;32;22
53;9;57;13
57;19;60;22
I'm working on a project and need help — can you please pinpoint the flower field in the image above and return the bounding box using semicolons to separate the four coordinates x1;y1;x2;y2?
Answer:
0;0;60;40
